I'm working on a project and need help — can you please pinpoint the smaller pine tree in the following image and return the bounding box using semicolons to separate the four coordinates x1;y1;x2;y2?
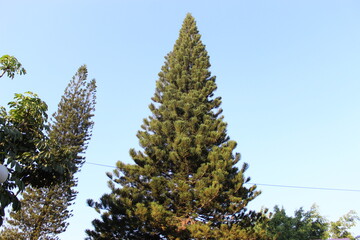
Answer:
0;65;96;239
0;185;72;240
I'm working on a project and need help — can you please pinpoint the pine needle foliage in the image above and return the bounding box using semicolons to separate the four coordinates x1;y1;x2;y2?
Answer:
0;65;96;239
86;14;260;240
0;185;71;240
49;65;96;172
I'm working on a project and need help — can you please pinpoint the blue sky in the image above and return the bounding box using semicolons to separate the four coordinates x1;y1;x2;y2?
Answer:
1;1;360;239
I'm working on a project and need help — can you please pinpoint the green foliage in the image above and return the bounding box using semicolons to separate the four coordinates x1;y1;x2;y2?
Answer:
86;14;261;239
0;227;25;240
0;55;76;225
263;205;359;240
328;210;360;240
0;55;26;79
0;185;67;240
0;65;97;239
265;205;328;240
49;65;96;173
0;92;71;225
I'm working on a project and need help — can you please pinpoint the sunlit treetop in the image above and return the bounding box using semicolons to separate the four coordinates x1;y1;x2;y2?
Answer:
0;55;26;79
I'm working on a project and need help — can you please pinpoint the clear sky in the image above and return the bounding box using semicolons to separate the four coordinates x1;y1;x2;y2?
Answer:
1;0;360;239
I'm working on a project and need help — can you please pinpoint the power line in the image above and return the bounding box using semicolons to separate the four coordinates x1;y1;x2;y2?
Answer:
84;161;360;193
86;161;117;168
246;183;360;193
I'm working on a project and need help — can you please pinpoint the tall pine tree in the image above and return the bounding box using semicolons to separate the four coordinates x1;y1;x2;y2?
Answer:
86;14;261;240
0;65;96;240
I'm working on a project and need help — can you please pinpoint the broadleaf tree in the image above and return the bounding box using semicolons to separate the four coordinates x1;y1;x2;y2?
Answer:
328;210;359;240
265;205;328;240
263;205;359;240
0;91;51;225
0;65;96;239
0;55;26;79
0;91;77;225
86;14;262;240
0;55;76;225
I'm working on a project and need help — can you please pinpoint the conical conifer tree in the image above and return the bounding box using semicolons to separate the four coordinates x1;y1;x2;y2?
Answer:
0;66;96;240
86;14;261;240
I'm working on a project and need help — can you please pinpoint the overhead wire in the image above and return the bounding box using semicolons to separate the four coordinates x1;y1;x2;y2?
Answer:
84;161;360;193
245;183;360;192
86;161;116;168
